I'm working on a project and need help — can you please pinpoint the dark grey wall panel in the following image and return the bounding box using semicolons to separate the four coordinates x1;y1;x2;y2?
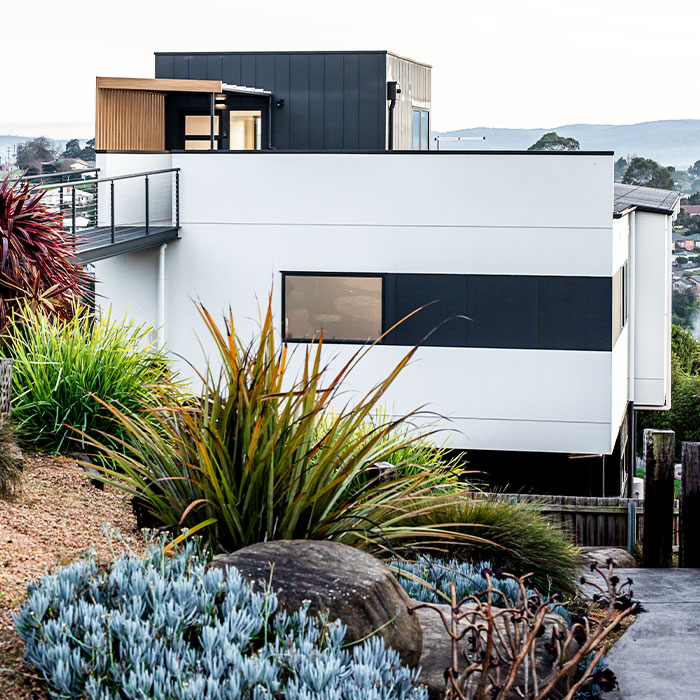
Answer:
189;55;207;80
155;54;174;78
157;51;390;150
323;54;344;150
273;55;290;149
207;54;222;81
289;54;310;149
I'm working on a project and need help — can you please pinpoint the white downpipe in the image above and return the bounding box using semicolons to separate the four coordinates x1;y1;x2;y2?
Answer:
628;211;636;403
157;243;167;351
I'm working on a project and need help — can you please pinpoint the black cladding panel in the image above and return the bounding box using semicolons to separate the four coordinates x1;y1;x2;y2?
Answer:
390;274;469;347
156;51;389;151
380;273;612;351
467;275;539;349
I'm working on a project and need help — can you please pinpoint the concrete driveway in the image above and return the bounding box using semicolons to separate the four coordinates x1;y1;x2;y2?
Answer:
602;568;700;700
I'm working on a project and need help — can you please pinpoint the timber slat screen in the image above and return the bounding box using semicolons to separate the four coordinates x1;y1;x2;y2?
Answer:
462;493;679;549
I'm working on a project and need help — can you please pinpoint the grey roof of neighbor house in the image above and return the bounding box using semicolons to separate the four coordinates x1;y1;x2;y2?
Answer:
614;183;682;217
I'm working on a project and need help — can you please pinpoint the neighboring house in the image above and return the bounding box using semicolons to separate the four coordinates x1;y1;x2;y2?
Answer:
87;51;680;498
61;158;90;171
686;276;700;294
672;232;700;251
682;204;700;216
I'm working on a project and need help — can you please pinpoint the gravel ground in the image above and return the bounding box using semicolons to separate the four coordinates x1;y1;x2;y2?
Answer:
0;453;143;699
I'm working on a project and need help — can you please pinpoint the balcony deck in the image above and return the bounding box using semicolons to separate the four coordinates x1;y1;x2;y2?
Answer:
74;225;180;264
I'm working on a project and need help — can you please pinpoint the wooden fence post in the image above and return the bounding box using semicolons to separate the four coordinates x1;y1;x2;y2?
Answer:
680;442;700;567
643;429;675;567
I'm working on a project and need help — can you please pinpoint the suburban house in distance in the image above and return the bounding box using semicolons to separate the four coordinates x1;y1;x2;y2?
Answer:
82;50;680;497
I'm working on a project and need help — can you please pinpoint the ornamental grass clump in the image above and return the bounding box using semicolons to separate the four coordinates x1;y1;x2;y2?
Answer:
82;298;491;554
0;174;91;329
8;304;174;453
13;537;427;700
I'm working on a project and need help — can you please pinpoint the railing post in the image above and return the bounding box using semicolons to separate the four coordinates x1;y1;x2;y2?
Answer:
71;187;76;245
145;175;150;235
175;170;180;228
110;181;115;244
680;442;700;567
642;428;675;567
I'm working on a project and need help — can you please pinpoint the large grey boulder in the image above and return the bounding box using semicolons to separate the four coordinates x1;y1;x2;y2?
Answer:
580;546;637;569
207;540;422;667
413;600;575;699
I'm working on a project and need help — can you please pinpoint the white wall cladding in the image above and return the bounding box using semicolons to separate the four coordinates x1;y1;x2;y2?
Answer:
633;211;672;409
94;150;649;455
95;153;174;227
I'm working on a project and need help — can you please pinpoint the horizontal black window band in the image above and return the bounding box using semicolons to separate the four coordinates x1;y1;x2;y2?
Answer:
282;272;613;352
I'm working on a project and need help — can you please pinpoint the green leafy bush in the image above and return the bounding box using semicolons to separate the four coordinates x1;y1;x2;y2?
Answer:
14;537;426;700
7;305;173;452
0;419;22;497
83;300;487;555
638;324;700;456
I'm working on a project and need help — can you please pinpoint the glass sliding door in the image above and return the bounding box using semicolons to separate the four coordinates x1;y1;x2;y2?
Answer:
229;110;262;150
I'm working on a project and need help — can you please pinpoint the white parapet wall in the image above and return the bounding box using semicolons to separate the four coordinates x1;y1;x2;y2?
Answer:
94;150;644;455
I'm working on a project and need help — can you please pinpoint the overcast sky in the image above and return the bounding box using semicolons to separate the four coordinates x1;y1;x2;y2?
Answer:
2;0;698;139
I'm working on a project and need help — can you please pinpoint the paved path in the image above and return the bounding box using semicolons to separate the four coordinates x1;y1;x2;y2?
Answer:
601;568;700;700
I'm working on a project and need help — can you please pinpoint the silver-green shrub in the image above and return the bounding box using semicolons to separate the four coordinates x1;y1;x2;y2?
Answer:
14;539;426;700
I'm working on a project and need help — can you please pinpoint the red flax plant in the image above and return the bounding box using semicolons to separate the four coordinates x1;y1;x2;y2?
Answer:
412;561;638;699
0;174;91;329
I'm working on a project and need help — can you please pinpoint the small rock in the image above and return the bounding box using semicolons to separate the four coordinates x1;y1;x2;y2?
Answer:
72;452;104;490
580;546;637;569
207;539;422;667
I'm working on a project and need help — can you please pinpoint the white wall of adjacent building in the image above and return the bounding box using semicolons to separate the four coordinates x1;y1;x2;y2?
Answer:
94;150;668;455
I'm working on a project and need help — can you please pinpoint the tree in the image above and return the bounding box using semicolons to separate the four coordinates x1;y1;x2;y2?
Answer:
527;132;580;151
81;138;95;161
614;157;628;181
621;157;674;189
15;137;59;174
62;139;82;159
689;191;700;204
638;325;700;456
672;287;699;328
689;159;700;178
677;256;689;266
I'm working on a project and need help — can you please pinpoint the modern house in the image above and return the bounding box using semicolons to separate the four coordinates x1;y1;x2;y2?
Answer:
80;51;680;497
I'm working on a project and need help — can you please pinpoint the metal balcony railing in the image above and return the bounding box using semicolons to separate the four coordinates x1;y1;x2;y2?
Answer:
34;168;180;264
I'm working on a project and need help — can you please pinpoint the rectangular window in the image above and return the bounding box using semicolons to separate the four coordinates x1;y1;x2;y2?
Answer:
411;109;430;150
184;114;220;150
284;274;383;342
612;263;628;346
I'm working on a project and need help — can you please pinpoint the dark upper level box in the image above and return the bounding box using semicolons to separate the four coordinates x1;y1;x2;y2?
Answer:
154;51;431;151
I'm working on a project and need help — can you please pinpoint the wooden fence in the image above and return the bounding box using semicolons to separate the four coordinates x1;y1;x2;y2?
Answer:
465;493;679;551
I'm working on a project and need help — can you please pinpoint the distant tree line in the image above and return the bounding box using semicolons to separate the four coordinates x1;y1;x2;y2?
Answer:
15;137;95;174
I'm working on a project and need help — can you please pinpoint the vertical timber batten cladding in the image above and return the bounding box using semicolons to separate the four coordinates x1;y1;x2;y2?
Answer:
95;77;225;151
154;51;431;151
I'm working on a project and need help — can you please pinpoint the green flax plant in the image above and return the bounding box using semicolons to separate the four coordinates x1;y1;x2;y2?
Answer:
7;304;175;453
83;298;494;555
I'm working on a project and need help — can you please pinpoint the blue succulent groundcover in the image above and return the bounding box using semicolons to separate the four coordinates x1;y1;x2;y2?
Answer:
13;537;427;700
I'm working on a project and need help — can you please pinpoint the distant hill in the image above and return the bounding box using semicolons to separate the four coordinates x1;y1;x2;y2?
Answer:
433;120;700;169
